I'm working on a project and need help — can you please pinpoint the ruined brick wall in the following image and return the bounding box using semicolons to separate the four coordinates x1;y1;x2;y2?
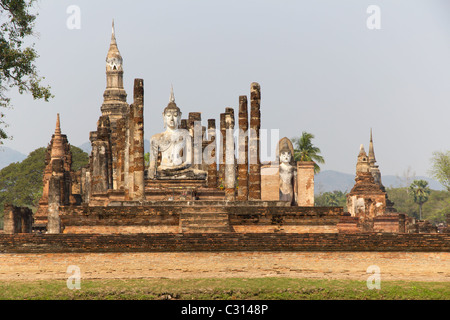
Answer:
0;233;448;253
261;165;279;201
59;205;179;234
337;213;405;234
228;206;343;231
336;216;360;233
373;214;404;233
3;205;33;234
57;205;344;234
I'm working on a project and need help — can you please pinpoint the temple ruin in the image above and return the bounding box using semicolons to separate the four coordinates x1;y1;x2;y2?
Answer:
6;22;440;236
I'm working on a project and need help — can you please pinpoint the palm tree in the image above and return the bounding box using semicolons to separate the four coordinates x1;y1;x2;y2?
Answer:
292;131;325;174
325;192;340;207
408;179;431;220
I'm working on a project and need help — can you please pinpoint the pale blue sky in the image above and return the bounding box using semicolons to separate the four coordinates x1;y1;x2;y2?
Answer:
1;0;450;176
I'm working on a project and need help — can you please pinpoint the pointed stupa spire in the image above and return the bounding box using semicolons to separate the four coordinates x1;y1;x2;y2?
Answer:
106;19;122;70
112;19;115;40
55;113;61;135
368;128;376;165
51;113;65;159
169;84;175;103
110;19;118;46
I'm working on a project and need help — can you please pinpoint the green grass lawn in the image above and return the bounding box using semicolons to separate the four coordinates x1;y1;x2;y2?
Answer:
0;278;449;300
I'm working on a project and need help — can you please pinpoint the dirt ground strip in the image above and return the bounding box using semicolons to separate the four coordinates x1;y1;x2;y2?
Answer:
0;251;448;282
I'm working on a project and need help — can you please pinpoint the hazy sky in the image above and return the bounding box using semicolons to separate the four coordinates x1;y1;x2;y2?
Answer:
1;0;450;177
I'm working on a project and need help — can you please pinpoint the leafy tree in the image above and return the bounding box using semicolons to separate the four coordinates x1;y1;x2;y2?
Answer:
408;180;431;220
71;146;90;171
315;190;347;209
0;146;88;222
0;0;52;141
386;187;417;218
429;151;450;192
144;152;150;167
0;147;45;209
421;190;450;225
387;187;449;224
292;131;324;174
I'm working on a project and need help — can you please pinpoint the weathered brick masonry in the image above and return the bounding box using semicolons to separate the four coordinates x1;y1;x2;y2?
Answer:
0;233;448;253
55;204;345;234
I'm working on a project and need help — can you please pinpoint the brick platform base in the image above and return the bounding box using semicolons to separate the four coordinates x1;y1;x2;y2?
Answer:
0;233;449;253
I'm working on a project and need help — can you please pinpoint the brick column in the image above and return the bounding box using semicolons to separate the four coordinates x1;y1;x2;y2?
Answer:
238;95;249;200
219;113;226;188
296;161;315;206
132;79;145;200
47;170;62;234
91;141;109;194
399;213;406;233
192;113;203;170
114;117;127;190
90;116;112;195
126;105;135;199
207;119;218;188
3;204;14;234
225;113;236;200
97;116;113;190
249;82;261;200
180;119;188;130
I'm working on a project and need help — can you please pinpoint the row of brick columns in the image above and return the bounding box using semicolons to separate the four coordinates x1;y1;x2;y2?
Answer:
210;82;261;201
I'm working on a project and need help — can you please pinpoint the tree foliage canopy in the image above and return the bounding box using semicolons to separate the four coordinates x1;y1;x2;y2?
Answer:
408;179;431;220
315;190;347;210
387;187;448;224
0;0;52;141
292;131;325;174
0;146;88;216
429;151;450;192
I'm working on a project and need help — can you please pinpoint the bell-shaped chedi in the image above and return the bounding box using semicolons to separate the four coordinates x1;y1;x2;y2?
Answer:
35;114;76;230
347;144;386;224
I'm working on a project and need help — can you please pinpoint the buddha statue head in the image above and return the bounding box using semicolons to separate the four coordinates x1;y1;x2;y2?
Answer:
279;146;292;164
277;137;295;165
163;86;182;131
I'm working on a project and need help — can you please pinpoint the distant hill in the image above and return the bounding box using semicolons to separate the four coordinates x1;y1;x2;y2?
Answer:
0;147;27;170
4;144;443;193
78;142;91;154
78;139;150;154
315;170;445;194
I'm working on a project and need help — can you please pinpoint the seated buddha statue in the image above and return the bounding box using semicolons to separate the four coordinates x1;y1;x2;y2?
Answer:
147;88;207;180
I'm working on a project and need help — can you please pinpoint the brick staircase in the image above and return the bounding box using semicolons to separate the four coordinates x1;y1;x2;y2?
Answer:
179;206;232;233
145;179;225;201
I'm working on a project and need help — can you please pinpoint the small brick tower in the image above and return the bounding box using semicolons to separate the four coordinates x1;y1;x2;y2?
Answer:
347;144;386;230
35;114;75;232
